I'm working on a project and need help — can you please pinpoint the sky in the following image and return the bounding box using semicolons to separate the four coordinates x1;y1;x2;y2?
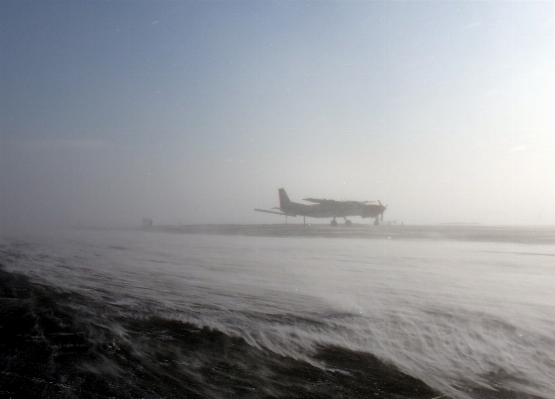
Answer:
1;0;555;230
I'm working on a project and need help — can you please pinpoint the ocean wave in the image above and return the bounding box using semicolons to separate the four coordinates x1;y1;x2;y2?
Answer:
2;234;553;399
0;265;441;399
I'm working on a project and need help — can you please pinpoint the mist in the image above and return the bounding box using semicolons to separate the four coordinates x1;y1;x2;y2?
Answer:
2;1;555;233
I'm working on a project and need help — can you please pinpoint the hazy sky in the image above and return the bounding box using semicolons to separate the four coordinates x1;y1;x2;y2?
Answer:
1;1;555;230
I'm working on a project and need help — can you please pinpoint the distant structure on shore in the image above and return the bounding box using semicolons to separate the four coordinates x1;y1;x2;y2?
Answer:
142;218;153;227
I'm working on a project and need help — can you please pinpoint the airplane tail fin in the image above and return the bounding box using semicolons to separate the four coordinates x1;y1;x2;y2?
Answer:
278;188;291;209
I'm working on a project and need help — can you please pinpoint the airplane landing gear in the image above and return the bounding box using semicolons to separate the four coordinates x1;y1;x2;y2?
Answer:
330;218;338;227
345;219;352;226
374;218;380;226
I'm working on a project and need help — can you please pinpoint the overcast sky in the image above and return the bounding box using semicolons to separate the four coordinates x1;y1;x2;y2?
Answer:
1;1;555;230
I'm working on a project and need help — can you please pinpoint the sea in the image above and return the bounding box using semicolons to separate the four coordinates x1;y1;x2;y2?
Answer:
1;224;554;399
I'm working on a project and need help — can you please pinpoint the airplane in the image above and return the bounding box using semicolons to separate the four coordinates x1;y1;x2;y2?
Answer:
255;188;387;226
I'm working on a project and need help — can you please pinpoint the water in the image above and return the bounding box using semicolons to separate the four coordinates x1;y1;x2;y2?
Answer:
1;225;554;398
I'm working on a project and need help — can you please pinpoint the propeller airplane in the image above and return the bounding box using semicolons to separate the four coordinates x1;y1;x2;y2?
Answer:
255;189;387;226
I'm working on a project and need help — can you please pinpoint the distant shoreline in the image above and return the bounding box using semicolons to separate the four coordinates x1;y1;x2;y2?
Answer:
28;223;555;245
130;223;555;245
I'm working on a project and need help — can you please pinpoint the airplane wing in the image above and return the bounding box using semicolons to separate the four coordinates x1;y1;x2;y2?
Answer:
302;198;335;204
254;209;297;217
305;198;376;205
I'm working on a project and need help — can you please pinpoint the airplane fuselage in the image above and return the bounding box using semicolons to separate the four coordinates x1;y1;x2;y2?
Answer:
278;200;384;219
